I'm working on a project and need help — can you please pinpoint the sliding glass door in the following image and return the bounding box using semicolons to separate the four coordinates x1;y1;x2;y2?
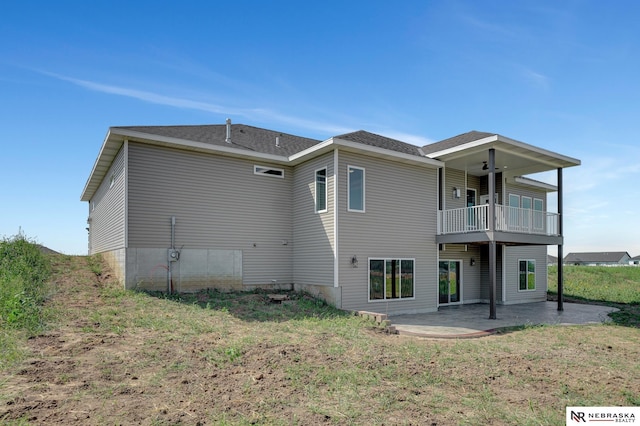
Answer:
439;260;461;304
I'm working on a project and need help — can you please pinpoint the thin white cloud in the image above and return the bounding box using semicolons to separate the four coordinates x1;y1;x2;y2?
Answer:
40;71;352;137
377;130;435;147
522;68;550;90
40;70;437;145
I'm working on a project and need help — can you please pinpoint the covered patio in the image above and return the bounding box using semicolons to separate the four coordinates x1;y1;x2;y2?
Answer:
388;302;617;338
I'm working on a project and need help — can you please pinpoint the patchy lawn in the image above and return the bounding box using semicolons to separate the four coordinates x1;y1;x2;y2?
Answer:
0;256;638;425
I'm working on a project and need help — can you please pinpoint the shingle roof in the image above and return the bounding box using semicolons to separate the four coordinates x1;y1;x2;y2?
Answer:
421;130;496;154
335;130;425;157
563;252;631;263
114;124;322;157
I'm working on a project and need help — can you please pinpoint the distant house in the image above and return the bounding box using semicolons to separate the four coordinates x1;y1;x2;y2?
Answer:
547;255;558;266
564;252;631;266
81;123;580;316
630;255;640;266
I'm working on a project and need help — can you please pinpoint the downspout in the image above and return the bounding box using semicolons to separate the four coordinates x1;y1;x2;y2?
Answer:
168;216;176;293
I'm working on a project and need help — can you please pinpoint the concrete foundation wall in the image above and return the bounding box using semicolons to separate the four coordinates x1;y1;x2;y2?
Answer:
125;248;243;292
101;248;126;284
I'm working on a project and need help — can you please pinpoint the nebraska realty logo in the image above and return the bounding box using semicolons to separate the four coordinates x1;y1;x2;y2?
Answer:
567;407;638;423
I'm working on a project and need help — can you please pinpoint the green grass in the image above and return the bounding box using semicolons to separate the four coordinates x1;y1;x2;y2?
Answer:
548;265;640;327
1;255;638;424
0;234;52;370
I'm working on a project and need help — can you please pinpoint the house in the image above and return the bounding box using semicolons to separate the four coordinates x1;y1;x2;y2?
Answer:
630;255;640;266
564;252;632;266
81;123;580;316
547;255;558;266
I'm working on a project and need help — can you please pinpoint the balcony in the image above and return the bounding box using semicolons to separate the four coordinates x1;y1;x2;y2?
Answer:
437;205;560;239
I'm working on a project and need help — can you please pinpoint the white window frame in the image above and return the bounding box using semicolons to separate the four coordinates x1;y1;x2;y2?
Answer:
315;167;328;213
368;258;416;302
254;165;284;178
109;173;115;189
347;165;365;213
518;259;536;292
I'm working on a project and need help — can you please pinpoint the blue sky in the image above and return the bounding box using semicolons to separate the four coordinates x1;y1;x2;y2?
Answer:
1;1;639;257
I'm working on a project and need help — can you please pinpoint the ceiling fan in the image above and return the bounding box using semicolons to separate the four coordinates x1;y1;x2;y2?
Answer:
482;161;503;171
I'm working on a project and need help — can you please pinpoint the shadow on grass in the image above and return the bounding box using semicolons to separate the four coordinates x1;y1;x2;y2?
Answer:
547;292;640;328
144;288;352;323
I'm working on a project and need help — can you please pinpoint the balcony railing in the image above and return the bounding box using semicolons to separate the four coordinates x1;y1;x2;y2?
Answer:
437;204;559;236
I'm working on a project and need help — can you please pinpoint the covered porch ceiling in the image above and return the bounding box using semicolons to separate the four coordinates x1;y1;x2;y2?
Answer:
426;134;581;177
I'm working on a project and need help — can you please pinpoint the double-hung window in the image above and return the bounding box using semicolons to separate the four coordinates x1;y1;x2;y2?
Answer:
369;258;415;301
348;166;365;212
315;168;327;213
518;259;536;291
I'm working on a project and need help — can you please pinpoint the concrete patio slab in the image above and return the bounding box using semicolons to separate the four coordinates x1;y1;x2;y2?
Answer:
388;302;618;338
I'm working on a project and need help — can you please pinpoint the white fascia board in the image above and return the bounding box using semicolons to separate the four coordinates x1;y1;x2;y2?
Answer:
496;135;581;167
112;128;290;164
425;135;499;159
512;176;558;192
81;127;292;202
427;134;581;168
288;137;336;164
331;138;444;168
80;129;121;201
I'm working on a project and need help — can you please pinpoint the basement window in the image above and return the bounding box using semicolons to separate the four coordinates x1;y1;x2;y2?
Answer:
254;165;284;178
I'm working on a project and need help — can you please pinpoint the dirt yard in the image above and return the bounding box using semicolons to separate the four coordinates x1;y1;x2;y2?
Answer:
1;256;638;425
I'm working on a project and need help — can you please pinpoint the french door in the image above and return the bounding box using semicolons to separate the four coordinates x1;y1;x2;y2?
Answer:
439;260;461;304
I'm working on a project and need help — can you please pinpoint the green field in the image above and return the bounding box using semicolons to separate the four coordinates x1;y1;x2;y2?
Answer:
548;265;640;327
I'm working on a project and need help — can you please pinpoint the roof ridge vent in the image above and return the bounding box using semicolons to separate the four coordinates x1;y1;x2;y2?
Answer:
225;118;231;143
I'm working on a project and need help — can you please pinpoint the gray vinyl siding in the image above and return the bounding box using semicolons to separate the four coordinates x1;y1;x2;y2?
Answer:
292;151;335;287
88;146;126;254
438;244;482;302
443;168;481;209
443;168;466;210
337;151;439;314
127;143;293;286
504;245;547;303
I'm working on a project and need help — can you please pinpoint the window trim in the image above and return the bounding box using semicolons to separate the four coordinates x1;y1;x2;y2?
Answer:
518;259;536;291
109;173;115;189
315;167;328;213
368;257;416;302
347;165;365;213
254;165;284;178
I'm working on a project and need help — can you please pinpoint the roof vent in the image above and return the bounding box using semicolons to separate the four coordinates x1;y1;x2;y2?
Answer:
275;135;280;147
225;118;231;143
